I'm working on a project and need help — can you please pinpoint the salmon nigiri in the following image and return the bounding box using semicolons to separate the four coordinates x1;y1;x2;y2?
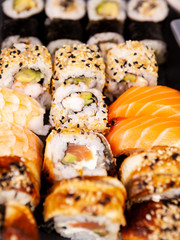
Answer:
106;116;180;156
108;86;180;122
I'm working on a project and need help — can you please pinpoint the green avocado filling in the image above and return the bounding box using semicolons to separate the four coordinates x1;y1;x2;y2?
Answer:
14;69;44;84
62;153;77;165
123;73;137;82
96;1;119;17
13;0;37;13
65;77;92;86
81;92;93;105
93;229;108;237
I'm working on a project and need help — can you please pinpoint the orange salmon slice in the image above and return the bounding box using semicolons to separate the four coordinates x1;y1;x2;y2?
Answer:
66;144;93;162
69;222;104;230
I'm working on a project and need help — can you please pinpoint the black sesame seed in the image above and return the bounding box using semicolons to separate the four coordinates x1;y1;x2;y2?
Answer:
60;53;63;56
66;193;74;198
35;46;39;51
72;60;76;63
133;61;138;64
74;47;77;50
113;72;117;76
96;55;100;58
111;68;114;71
77;124;79;128
144;155;148;159
81;60;86;62
75;196;80;201
5;64;8;68
19;62;23;67
37;53;40;56
172;153;179;160
17;50;21;55
134;53;137;55
86;63;90;67
155;158;159;163
115;59;119;63
99;201;106;205
169;181;175;187
129;63;132;67
88;58;93;61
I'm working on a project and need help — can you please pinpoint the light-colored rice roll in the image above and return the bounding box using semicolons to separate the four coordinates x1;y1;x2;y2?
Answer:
120;146;180;205
50;83;109;134
0;43;52;109
0;201;39;240
43;176;126;240
87;0;126;23
2;0;44;19
105;40;158;99
52;44;105;92
45;0;86;20
0;156;40;210
0;87;49;135
127;0;169;22
1;35;42;49
43;130;113;183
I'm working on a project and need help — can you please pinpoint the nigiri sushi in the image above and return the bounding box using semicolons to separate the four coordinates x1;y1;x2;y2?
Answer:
106;116;180;156
108;86;180;122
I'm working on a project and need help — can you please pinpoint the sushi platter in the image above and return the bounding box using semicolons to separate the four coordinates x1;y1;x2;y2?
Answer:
0;0;180;240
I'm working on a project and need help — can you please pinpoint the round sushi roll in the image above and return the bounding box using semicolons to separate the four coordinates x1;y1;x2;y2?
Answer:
121;199;180;240
1;35;42;49
2;0;44;19
87;0;126;23
50;83;109;134
43;130;113;183
43;176;126;240
127;0;169;22
0;43;52;109
0;156;40;210
105;40;158;99
0;201;39;240
45;0;86;20
87;20;125;60
120;146;180;205
52;44;105;92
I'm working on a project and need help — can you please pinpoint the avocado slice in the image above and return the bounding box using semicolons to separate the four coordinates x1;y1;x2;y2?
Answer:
14;69;44;84
62;153;77;165
13;0;37;13
123;73;137;82
96;1;119;17
65;77;92;86
81;92;93;105
93;229;107;237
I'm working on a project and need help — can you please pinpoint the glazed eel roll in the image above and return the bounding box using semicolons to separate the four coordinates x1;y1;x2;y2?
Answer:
43;130;113;183
50;83;109;134
43;176;126;240
105;40;158;99
121;199;180;240
52;44;105;92
0;201;39;240
0;43;52;109
120;146;180;205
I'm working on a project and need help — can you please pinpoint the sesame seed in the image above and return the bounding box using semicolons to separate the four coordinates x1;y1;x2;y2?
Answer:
35;46;39;51
5;64;8;68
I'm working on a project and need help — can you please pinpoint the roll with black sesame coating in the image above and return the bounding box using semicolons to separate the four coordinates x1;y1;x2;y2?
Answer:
43;176;126;240
52;44;106;92
50;83;109;134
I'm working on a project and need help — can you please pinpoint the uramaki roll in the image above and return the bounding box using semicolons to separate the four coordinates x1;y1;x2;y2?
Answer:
43;176;126;240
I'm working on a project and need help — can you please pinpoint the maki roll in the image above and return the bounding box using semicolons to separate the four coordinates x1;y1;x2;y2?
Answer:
0;201;39;240
50;83;109;134
52;44;105;92
43;130;113;183
120;146;180;205
45;0;86;20
105;40;158;99
43;176;126;240
121;199;180;240
87;0;126;23
87;20;125;59
127;0;169;22
0;43;52;108
2;0;44;19
0;87;49;135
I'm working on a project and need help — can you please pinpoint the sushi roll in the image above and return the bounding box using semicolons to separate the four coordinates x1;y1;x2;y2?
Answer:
43;130;113;183
0;156;41;210
52;44;105;92
1;35;42;49
0;43;52;109
45;0;86;20
50;83;109;134
0;201;39;240
87;0;126;23
120;146;180;205
43;176;126;240
167;0;180;13
127;0;169;22
105;41;158;99
128;21;167;64
0;87;49;135
121;199;180;240
87;20;125;59
2;0;44;19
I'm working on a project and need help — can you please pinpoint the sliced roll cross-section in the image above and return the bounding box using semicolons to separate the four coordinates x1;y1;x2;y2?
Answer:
43;176;126;240
50;83;109;134
120;146;180;205
43;130;113;183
